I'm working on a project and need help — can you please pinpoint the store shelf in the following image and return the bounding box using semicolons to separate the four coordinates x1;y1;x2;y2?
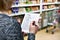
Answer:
42;7;59;11
9;13;25;16
8;10;40;16
43;2;60;5
48;23;53;25
56;2;60;4
11;0;60;28
9;6;59;16
12;4;40;7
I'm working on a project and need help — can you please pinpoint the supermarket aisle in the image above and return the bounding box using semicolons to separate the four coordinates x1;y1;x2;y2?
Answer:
24;28;60;40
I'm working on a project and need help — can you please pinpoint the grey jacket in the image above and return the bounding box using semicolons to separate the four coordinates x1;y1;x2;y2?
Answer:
0;14;35;40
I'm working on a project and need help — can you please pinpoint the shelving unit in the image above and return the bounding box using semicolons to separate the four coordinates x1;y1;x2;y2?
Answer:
42;7;59;11
40;0;60;27
8;10;40;16
43;2;60;5
9;13;25;16
7;0;60;28
12;4;40;7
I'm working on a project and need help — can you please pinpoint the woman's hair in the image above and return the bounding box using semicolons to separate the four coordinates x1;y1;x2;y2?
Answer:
0;0;14;11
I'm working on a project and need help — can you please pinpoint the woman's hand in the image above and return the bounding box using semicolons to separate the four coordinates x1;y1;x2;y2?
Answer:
29;21;39;34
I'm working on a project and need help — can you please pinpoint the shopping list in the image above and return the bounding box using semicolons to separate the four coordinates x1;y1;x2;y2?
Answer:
21;13;40;33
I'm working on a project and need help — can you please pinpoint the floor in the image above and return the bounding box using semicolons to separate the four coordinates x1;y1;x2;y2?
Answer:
24;27;60;40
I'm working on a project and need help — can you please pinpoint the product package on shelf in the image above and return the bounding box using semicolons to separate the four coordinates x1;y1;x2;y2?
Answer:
43;0;57;3
12;7;19;14
51;5;55;8
47;0;52;3
36;0;40;4
52;0;57;2
43;5;48;9
43;5;56;9
25;7;32;12
26;0;32;4
29;0;40;4
19;0;26;4
19;8;26;13
30;6;39;11
13;0;19;5
30;0;37;4
21;13;41;33
48;5;51;9
43;0;47;3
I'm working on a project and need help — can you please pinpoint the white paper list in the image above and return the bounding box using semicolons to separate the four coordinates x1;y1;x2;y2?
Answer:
21;13;40;33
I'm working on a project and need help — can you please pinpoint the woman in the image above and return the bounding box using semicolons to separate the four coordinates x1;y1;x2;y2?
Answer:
0;0;38;40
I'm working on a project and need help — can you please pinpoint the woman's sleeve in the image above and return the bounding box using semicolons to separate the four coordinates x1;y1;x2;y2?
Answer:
28;33;35;40
6;18;24;40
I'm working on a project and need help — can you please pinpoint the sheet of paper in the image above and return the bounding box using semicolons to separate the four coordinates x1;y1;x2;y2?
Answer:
21;13;40;33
